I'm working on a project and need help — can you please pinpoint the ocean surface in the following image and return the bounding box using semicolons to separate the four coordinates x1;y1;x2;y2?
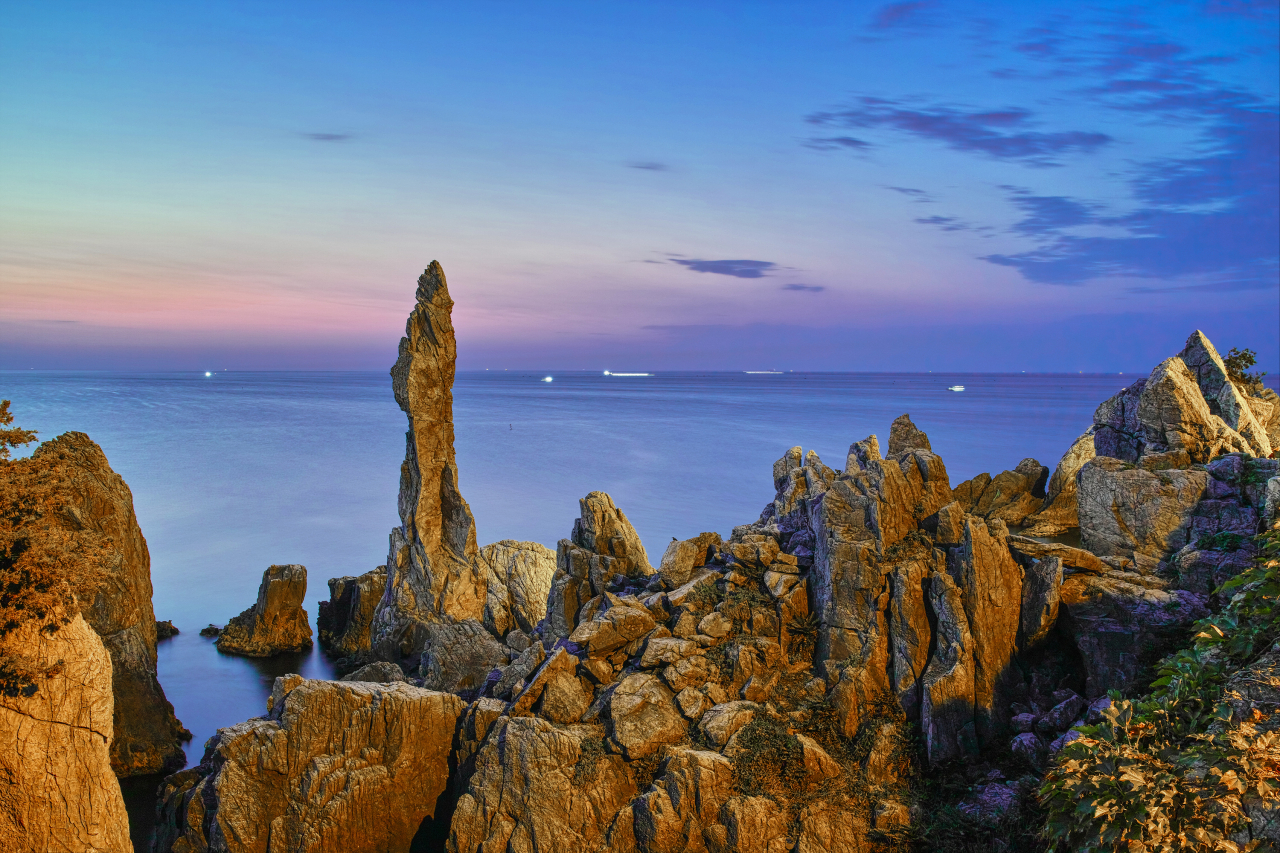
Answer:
7;368;1269;844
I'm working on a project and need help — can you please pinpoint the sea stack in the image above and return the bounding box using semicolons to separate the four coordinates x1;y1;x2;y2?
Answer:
369;263;488;664
215;564;313;657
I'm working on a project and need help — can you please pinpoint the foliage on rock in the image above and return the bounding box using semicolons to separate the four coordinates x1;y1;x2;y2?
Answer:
1041;524;1280;851
0;402;106;697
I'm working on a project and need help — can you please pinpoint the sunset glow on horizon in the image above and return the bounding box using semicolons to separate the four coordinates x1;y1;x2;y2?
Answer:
2;1;1276;372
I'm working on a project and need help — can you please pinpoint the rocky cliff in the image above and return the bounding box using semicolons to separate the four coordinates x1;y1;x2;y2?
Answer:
0;613;134;852
155;304;1279;851
216;564;313;656
33;432;188;776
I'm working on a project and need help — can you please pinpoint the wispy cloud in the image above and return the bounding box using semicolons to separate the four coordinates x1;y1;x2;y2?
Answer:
782;283;825;292
871;1;938;31
670;259;777;278
807;98;1111;165
301;132;353;142
885;186;934;201
627;161;669;171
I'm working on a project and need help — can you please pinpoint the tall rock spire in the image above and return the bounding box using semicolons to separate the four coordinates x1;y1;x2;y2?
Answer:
371;263;486;661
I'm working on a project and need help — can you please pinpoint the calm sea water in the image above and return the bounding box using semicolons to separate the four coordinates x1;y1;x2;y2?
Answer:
5;368;1245;843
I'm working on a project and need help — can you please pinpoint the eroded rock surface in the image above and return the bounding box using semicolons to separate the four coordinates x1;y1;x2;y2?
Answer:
317;566;386;657
0;615;133;853
34;432;187;776
479;539;557;639
155;677;465;853
216;564;313;657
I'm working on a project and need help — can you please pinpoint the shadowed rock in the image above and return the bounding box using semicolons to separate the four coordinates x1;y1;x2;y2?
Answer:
888;413;932;456
317;566;386;657
216;564;313;657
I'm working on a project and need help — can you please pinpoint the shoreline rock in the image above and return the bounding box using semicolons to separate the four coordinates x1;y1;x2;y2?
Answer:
215;564;313;657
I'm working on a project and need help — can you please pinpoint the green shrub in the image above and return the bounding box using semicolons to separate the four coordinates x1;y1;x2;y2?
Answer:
1040;526;1280;851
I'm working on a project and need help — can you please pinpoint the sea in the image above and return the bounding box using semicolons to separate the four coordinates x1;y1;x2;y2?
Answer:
6;368;1273;845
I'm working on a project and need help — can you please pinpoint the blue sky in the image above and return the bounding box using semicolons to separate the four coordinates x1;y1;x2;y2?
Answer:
1;0;1276;371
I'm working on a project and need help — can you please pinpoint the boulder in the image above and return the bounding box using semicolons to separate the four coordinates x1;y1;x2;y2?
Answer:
33;431;187;776
491;641;546;700
155;619;179;640
570;603;657;659
317;565;386;657
632;747;736;852
371;263;487;663
574;491;654;576
340;660;408;683
1078;457;1207;559
699;701;758;748
658;532;721;589
216;564;313;657
794;797;872;853
154;677;464;853
608;672;687;759
952;473;992;514
418;618;510;694
1178;330;1272;456
0;614;133;853
1018;556;1063;649
447;716;637;853
479;539;557;639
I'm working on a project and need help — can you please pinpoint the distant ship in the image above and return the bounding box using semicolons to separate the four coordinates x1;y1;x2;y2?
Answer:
948;385;965;391
744;371;783;374
603;371;651;376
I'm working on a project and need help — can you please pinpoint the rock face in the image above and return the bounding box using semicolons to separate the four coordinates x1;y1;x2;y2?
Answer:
216;564;313;657
0;614;133;853
1022;429;1095;536
1078;458;1208;559
371;262;487;663
317;566;386;657
154;677;465;853
34;432;187;776
479;540;557;639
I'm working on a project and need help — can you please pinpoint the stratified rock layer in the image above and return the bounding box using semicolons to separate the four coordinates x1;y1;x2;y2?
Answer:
0;614;133;853
154;677;465;853
34;432;187;776
215;564;313;657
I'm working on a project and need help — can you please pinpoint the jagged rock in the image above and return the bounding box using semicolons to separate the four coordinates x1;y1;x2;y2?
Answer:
340;661;407;683
923;500;966;545
419;618;509;693
1178;331;1272;456
886;555;934;720
1023;429;1096;536
216;564;313;657
658;532;722;589
718;796;790;853
0;614;133;852
543;493;655;643
509;647;592;724
154;677;464;853
317;566;386;657
1078;457;1208;559
608;672;686;759
371;263;486;663
953;517;1022;743
797;734;843;786
916;574;973;764
479;540;557;639
1018;556;1063;649
492;641;545;700
952;472;992;514
1059;570;1209;697
968;459;1048;527
34;431;187;776
1036;692;1086;735
640;637;700;669
1010;732;1046;769
888;413;932;455
155;619;179;640
447;716;637;853
199;624;220;637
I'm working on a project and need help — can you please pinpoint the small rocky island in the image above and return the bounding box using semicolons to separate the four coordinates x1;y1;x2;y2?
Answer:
2;261;1277;852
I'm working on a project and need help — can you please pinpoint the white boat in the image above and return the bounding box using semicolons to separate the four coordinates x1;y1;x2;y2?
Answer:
948;385;965;391
744;371;783;374
604;371;651;377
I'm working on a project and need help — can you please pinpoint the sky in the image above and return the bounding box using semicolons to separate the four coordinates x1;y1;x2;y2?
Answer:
1;0;1277;372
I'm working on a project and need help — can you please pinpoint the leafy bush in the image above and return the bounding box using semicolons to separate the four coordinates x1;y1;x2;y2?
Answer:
1195;532;1248;553
1040;525;1280;851
1224;347;1267;391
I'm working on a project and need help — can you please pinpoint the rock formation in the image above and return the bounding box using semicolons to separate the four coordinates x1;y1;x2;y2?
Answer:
317;565;386;657
215;564;313;656
479;539;557;640
33;432;187;776
0;614;133;852
370;263;487;665
154;676;465;853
